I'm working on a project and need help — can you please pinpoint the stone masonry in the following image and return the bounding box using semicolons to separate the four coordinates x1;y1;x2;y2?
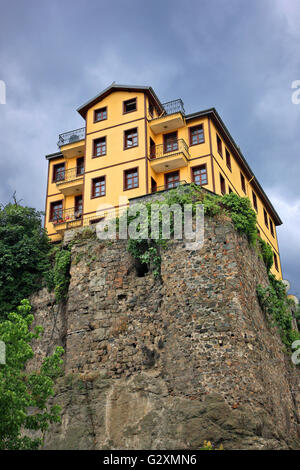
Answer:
28;215;300;450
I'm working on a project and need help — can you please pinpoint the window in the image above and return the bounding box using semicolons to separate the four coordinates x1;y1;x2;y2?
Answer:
50;200;63;221
252;191;258;212
123;98;137;114
191;165;208;186
164;132;178;153
149;102;154;118
151;177;157;193
189;124;204;146
124;128;138;149
270;218;275;238
124;168;139;190
228;187;233;193
76;157;84;176
91;176;106;198
217;134;222;157
93;137;106;157
165;171;179;189
225;149;231;170
274;252;279;272
263;208;269;228
241;172;246;193
94;107;107;122
53;163;65;182
220;174;226;195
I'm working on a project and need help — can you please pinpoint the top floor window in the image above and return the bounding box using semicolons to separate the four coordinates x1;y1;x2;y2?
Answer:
252;191;258;212
225;149;231;171
189;124;204;146
53;163;65;182
94;107;107;122
263;208;269;228
241;172;246;193
123;98;137;114
124;128;138;149
216;134;222;157
270;218;275;238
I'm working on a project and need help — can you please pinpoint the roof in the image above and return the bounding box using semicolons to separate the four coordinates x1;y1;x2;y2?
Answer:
186;108;283;226
45;151;63;161
77;82;164;118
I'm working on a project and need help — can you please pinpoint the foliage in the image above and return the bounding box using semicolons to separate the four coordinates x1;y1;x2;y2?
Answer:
125;186;260;278
258;238;274;272
0;299;64;449
200;440;224;450
257;274;300;352
0;203;52;320
52;248;71;303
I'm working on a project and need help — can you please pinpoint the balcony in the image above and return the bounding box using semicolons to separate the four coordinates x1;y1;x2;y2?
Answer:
149;139;190;173
148;99;185;134
52;207;82;233
57;127;85;158
55;167;84;196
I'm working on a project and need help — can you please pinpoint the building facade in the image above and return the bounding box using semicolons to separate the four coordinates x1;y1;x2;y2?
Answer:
45;83;283;278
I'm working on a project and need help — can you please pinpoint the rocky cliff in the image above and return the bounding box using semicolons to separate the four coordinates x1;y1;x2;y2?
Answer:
28;217;300;450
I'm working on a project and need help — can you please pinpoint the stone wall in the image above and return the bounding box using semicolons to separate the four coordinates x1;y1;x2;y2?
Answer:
28;216;300;450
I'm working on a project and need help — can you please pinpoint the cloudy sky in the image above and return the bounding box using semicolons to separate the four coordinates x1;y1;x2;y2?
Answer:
0;0;299;294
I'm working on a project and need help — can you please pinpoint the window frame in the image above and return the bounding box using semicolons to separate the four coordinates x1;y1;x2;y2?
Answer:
123;97;137;114
123;167;139;191
274;252;279;272
49;199;64;222
91;176;106;198
216;134;223;157
94;106;107;123
189;124;205;146
164;170;180;189
124;127;138;150
191;164;208;186
240;172;246;194
93;136;106;158
252;191;258;212
163;131;178;153
225;148;231;171
220;173;226;195
52;162;65;183
263;208;269;228
269;218;275;238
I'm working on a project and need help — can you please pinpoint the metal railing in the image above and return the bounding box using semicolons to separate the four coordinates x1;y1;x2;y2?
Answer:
149;138;190;161
55;166;84;184
52;207;82;225
57;127;85;148
148;99;185;120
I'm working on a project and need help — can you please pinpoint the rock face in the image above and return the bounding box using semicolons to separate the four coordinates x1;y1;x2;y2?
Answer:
28;217;300;449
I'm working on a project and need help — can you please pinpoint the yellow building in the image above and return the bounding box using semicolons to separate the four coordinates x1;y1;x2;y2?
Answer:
45;83;283;278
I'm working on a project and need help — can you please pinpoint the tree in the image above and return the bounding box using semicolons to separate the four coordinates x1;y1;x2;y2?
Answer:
0;299;63;450
0;202;52;320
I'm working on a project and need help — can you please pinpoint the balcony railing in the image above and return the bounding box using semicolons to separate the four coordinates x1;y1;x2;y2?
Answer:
149;139;190;160
54;166;84;184
51;207;82;225
148;99;185;120
57;127;85;148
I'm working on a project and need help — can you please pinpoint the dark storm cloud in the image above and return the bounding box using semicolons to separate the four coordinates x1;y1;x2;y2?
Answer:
0;0;299;294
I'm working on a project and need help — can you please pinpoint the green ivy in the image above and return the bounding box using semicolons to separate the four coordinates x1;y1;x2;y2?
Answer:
257;238;274;272
52;248;71;303
257;274;300;352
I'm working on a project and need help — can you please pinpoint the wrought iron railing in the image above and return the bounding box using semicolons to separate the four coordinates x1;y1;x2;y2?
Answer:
55;166;84;184
149;138;190;160
57;127;85;147
148;99;185;120
52;207;82;225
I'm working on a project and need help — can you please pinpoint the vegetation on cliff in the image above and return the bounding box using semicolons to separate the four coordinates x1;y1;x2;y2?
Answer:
0;202;52;320
0;299;64;449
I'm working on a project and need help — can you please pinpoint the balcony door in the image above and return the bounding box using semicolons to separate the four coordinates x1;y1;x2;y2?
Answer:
75;195;83;219
165;171;179;189
163;132;178;153
76;157;84;176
